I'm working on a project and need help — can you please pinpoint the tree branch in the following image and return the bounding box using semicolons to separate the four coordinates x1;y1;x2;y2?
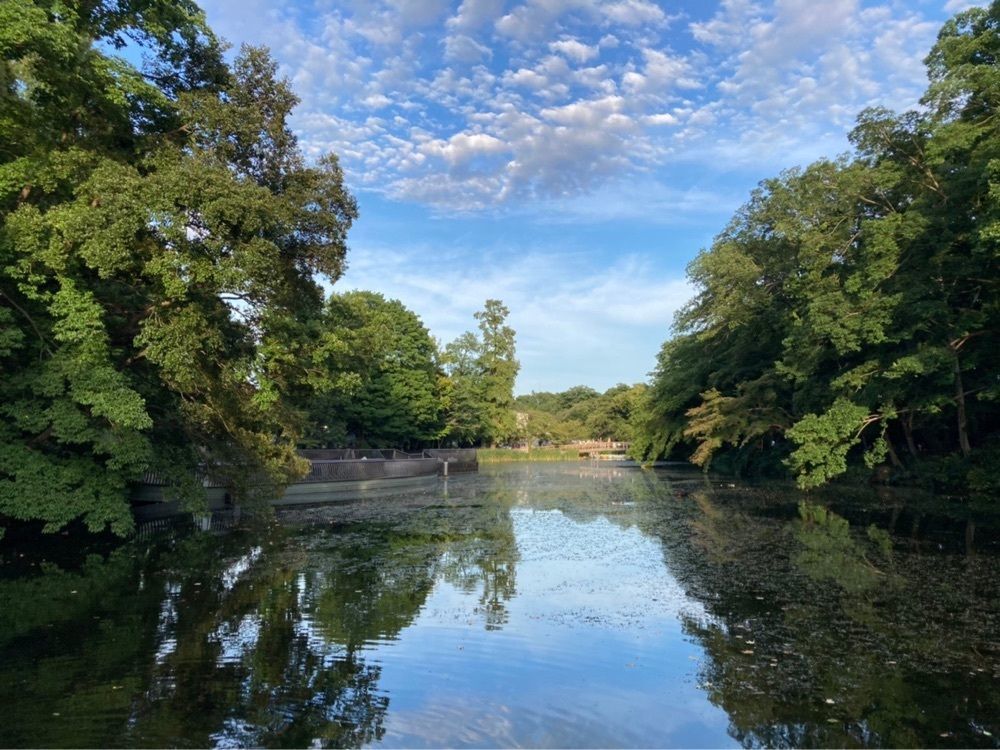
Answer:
1;290;54;356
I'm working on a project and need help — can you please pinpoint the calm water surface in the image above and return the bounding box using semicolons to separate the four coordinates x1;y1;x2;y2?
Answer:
1;463;999;748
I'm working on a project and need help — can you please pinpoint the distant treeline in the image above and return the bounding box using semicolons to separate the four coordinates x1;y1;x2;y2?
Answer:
513;384;646;445
631;4;1000;494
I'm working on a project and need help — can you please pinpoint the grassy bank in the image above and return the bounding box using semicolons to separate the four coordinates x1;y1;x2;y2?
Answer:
477;447;582;463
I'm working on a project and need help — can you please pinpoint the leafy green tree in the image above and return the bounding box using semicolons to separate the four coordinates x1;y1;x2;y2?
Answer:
636;2;1000;489
440;300;519;447
305;292;442;449
511;407;585;445
584;383;646;442
0;3;356;534
513;383;646;446
474;299;519;445
440;331;488;446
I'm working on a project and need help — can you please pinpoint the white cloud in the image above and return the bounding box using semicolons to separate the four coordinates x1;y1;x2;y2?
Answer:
677;0;940;167
420;131;510;165
334;242;695;392
623;48;701;95
541;94;626;126
447;0;507;30
550;38;600;63
443;33;495;61
495;0;597;42
505;67;550;89
601;0;668;26
645;112;678;126
362;93;393;109
690;0;761;45
201;0;958;212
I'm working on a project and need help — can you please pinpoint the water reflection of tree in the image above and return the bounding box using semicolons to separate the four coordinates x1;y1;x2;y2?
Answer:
472;465;1000;748
433;484;520;631
0;529;386;747
0;546;154;747
639;485;1000;748
0;496;522;748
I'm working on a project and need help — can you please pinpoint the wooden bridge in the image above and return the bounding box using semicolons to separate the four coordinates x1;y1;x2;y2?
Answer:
566;441;631;458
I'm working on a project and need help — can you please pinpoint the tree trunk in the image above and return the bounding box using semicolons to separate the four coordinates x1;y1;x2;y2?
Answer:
910;514;922;552
952;349;972;457
885;433;904;469
888;505;901;534
902;412;919;458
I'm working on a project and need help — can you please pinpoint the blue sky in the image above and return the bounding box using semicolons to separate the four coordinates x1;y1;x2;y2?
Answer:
199;0;979;394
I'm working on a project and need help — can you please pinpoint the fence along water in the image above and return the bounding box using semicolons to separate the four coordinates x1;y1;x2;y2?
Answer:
138;449;479;489
298;448;478;477
132;448;479;530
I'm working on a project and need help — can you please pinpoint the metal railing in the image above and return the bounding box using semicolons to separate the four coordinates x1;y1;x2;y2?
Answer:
300;448;478;473
137;448;479;492
423;448;478;472
423;448;476;462
298;448;424;461
304;457;442;482
138;469;229;488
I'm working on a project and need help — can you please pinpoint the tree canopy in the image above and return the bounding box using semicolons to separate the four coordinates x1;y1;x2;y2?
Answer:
1;1;357;534
514;383;646;445
441;299;520;447
634;2;1000;492
304;291;442;450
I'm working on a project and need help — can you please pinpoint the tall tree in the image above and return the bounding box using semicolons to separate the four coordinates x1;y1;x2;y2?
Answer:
440;300;519;447
0;3;357;534
440;331;488;447
305;292;442;449
474;299;519;445
637;2;1000;490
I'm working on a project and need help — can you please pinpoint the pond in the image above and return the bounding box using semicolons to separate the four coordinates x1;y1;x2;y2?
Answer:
1;463;999;748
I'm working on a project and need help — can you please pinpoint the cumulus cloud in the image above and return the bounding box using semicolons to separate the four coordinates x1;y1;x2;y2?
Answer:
191;0;964;391
550;38;600;63
601;0;668;26
504;67;550;89
420;131;509;165
684;0;939;162
645;113;678;126
447;0;506;30
200;0;959;212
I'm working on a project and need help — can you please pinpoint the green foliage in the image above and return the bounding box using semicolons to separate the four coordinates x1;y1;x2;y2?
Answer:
473;299;519;444
584;383;646;442
305;292;442;449
787;400;871;489
636;2;1000;491
513;382;646;446
1;3;356;533
440;300;520;447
